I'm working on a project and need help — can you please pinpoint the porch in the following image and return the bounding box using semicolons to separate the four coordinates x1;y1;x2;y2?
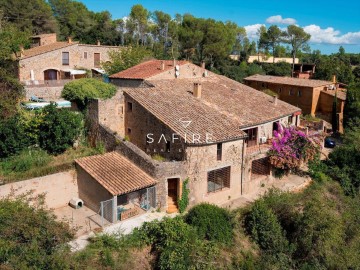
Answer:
75;152;158;226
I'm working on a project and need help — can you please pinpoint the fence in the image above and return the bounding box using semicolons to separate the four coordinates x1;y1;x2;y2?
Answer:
100;198;114;226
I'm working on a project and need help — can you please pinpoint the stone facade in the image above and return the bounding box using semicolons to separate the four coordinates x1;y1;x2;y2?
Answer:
87;90;125;136
24;85;64;100
19;43;119;82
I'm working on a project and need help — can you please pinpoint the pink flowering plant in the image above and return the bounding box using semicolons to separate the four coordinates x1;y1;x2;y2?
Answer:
268;124;321;174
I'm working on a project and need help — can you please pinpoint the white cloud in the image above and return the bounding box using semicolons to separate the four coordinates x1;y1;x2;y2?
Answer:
303;24;360;45
244;24;265;39
266;15;296;25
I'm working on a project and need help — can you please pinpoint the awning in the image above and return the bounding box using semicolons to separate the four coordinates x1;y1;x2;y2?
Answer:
62;69;87;75
92;68;106;74
75;152;157;196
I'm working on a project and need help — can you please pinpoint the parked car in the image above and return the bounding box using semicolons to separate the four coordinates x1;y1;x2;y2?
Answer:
324;137;336;148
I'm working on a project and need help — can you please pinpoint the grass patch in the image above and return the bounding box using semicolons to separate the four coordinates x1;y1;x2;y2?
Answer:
152;154;165;162
262;89;278;97
301;114;322;122
0;145;104;183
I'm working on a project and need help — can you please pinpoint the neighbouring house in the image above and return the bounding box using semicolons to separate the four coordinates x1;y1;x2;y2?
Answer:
16;33;120;100
293;63;316;79
243;74;346;132
78;60;301;222
229;54;299;64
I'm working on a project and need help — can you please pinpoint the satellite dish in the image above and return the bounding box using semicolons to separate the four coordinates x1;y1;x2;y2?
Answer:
175;70;180;77
175;65;180;71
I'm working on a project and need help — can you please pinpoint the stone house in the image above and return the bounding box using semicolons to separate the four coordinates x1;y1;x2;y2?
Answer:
17;33;120;100
244;74;346;132
76;60;301;220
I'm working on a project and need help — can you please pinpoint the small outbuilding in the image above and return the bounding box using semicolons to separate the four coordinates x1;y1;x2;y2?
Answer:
75;152;157;223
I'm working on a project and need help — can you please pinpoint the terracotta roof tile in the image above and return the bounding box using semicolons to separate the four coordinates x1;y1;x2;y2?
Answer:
21;42;78;59
75;152;157;196
147;75;301;128
244;74;333;88
124;85;247;144
109;59;188;79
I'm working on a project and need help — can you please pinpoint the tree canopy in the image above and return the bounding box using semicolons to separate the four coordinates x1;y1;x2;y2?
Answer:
62;78;117;108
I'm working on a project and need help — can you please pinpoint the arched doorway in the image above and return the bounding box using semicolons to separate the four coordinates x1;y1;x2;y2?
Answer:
44;69;58;80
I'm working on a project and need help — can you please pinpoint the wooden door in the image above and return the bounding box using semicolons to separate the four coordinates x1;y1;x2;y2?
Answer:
94;53;100;67
245;127;258;147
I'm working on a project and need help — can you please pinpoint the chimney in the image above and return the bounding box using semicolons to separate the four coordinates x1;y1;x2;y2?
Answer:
273;95;278;105
201;61;205;69
67;37;72;43
161;61;165;70
97;40;101;46
332;74;336;83
193;82;202;98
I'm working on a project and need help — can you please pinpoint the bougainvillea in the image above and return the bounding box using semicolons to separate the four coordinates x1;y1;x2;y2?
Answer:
268;124;321;173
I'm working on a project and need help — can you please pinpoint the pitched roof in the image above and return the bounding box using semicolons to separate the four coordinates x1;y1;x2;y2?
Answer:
20;42;78;59
123;73;300;144
124;85;247;144
244;74;333;88
147;75;301;128
75;152;157;196
109;59;188;79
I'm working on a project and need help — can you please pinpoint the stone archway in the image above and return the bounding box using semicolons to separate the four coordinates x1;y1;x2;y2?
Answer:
44;69;58;80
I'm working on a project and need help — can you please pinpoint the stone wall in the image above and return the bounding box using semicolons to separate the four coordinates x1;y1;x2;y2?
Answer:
25;85;64;101
124;94;185;161
0;170;78;209
96;124;186;210
87;90;125;136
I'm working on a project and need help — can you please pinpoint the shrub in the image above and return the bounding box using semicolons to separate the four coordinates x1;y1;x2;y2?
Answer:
1;148;52;174
178;178;190;213
62;78;117;109
38;104;83;154
0;115;33;158
268;124;321;174
138;217;199;269
245;200;290;253
185;203;233;244
0;196;74;269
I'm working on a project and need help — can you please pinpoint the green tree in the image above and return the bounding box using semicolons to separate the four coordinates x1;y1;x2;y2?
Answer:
0;0;57;34
49;0;94;41
0;196;74;269
128;4;149;46
259;25;282;63
38;104;83;154
62;78;117;109
282;25;311;76
185;203;233;244
102;47;152;76
246;200;290;254
0;115;33;158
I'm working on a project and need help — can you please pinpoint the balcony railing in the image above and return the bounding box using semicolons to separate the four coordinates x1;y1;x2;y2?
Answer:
246;140;272;156
23;79;73;88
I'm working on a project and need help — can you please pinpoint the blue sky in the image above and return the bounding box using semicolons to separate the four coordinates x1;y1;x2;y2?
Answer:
80;0;360;54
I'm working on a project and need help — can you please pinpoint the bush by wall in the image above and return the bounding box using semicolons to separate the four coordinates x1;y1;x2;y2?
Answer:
178;178;190;213
62;78;117;109
185;203;233;244
38;103;83;154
